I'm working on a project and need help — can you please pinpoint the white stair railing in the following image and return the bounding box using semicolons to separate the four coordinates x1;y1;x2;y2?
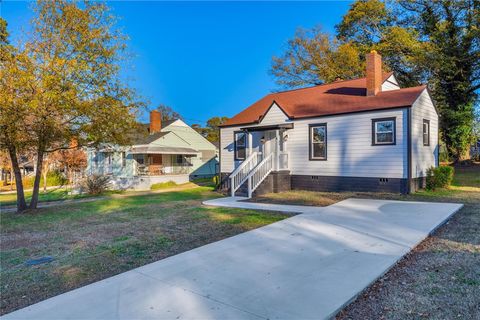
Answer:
246;153;274;198
229;152;259;197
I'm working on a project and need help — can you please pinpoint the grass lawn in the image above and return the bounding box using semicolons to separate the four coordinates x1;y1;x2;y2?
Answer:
0;181;204;207
0;186;289;315
253;164;480;319
0;187;95;207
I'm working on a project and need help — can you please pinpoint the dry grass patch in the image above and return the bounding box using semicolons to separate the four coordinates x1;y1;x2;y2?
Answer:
0;186;289;315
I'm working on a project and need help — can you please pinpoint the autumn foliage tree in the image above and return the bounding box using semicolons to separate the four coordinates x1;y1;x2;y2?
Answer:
0;1;141;211
0;18;32;210
271;28;364;88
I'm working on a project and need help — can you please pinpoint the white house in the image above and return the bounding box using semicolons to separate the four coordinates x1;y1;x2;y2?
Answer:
87;111;218;190
219;51;438;197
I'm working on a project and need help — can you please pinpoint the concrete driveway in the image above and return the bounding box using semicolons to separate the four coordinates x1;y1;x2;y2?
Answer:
3;198;462;320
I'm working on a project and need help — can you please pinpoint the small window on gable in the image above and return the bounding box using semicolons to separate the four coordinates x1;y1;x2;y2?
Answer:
372;118;396;145
309;124;327;160
423;119;430;146
234;131;246;160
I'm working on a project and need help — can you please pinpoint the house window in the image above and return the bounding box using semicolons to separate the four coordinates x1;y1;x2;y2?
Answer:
234;131;246;160
176;154;184;164
105;152;112;164
423;119;430;146
136;155;144;165
176;155;191;166
372;118;396;145
121;152;126;167
309;124;327;160
93;152;98;167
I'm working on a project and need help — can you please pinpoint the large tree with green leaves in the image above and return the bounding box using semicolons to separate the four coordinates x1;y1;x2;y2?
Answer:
398;0;479;160
336;0;425;87
0;1;141;211
270;0;479;161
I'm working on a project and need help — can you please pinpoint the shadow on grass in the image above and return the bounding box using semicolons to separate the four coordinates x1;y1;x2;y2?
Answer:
0;186;221;231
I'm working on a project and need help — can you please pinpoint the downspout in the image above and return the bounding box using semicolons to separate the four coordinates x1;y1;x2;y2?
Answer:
218;127;222;190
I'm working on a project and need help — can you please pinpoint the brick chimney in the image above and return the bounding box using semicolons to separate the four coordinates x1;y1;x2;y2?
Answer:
366;50;382;96
149;110;162;134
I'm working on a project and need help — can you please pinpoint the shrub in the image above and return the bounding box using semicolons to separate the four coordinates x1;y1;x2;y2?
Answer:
23;170;68;188
212;175;219;186
426;166;454;190
83;175;111;194
150;181;177;190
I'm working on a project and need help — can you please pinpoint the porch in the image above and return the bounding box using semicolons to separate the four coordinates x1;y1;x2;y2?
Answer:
130;146;198;177
230;124;293;197
133;154;193;176
235;124;293;171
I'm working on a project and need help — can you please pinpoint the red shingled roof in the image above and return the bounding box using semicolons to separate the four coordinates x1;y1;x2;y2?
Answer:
221;73;426;127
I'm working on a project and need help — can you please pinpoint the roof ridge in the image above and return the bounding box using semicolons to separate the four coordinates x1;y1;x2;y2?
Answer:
270;72;393;95
271;78;363;95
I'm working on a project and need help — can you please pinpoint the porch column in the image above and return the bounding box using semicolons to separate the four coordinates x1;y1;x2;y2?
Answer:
275;129;280;171
247;131;253;156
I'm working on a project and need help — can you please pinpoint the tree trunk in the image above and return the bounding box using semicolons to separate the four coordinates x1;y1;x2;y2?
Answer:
7;146;27;212
43;167;48;191
29;148;44;210
9;168;13;191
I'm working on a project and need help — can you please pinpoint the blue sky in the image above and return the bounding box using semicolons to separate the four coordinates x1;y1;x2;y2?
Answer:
1;1;352;125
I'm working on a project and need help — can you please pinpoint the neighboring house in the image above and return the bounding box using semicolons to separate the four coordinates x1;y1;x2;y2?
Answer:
1;155;35;185
220;51;438;197
471;140;480;160
87;111;218;190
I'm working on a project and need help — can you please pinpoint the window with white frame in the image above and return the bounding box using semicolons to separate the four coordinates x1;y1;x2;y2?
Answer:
309;124;327;160
423;119;430;146
234;131;246;160
372;118;396;145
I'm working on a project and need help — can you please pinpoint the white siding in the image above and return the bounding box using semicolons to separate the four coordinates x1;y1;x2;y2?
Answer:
288;109;408;178
256;104;290;126
220;103;290;172
382;74;400;91
221;108;408;178
220;126;240;173
411;89;438;178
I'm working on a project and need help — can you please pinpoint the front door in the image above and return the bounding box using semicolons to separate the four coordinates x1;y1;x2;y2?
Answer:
261;131;276;156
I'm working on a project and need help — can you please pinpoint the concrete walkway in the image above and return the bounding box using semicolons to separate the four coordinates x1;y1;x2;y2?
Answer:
3;198;462;320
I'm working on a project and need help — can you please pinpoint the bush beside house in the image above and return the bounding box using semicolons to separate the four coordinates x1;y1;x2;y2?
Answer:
426;166;454;190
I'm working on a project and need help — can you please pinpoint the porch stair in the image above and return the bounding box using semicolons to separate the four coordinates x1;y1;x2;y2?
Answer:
229;152;274;198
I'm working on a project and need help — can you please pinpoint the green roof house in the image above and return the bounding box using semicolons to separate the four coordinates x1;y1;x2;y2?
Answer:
86;111;218;190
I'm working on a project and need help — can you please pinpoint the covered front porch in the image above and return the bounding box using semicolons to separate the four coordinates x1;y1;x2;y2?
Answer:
130;146;198;177
230;123;293;197
235;123;293;172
